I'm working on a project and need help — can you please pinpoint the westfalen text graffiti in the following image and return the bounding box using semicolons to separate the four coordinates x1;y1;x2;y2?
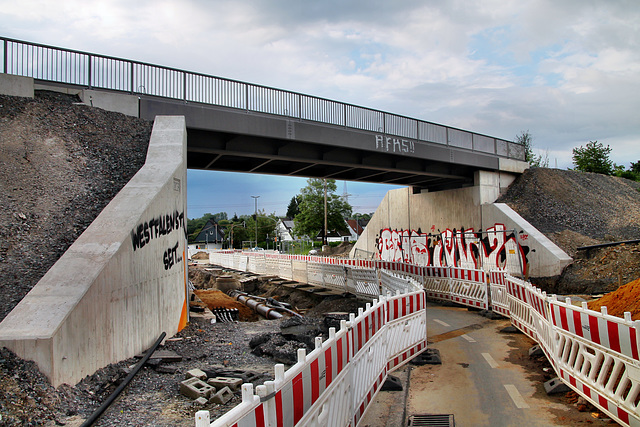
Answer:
130;210;185;271
376;224;529;275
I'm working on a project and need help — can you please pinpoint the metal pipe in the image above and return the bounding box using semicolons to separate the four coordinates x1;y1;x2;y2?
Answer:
229;290;283;319
577;239;640;251
79;332;166;427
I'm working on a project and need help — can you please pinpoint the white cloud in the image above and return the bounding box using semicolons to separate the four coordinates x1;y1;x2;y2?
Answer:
1;0;638;205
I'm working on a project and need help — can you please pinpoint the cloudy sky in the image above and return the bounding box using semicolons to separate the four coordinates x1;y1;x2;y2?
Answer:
2;0;638;218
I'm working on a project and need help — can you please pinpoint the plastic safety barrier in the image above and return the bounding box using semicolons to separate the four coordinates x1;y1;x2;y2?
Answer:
206;251;640;426
197;290;427;427
422;266;488;310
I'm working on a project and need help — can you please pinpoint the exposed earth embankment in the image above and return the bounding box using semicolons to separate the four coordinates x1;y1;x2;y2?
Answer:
497;167;640;294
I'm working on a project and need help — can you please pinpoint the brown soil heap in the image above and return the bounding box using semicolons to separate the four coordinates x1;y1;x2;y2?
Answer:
587;278;640;320
193;289;256;321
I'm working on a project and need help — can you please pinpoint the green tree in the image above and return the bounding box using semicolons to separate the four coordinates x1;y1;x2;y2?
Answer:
286;195;302;218
516;130;548;168
244;210;278;248
572;141;613;175
613;161;640;182
292;178;352;243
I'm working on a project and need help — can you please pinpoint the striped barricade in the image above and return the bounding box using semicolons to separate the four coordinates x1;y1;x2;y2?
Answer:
202;288;427;427
423;267;451;304
322;264;347;293
346;268;379;300
386;291;428;372
448;267;488;310
306;262;324;288
278;258;293;281
488;270;509;317
379;270;417;296
547;297;640;427
265;256;280;276
291;260;308;284
238;255;249;272
504;275;537;340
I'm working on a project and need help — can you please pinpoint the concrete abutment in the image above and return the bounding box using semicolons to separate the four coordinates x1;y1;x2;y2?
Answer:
351;169;572;278
0;115;188;387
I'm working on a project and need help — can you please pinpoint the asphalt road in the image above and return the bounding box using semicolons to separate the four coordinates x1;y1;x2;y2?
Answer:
361;302;613;427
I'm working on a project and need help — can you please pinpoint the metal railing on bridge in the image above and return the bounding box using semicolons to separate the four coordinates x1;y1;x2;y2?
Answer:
1;36;524;161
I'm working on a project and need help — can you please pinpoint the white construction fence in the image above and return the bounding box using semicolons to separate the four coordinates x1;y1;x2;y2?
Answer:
198;250;640;427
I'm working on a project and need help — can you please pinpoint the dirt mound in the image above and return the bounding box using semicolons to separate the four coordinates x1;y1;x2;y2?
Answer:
320;241;354;257
497;168;640;241
498;168;640;294
0;91;152;322
588;278;640;320
191;251;209;260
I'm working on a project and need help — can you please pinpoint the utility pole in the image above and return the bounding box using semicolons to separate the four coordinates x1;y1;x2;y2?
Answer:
251;195;260;248
323;179;328;246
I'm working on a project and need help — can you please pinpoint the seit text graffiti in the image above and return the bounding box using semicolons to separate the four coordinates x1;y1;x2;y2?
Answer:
376;224;530;275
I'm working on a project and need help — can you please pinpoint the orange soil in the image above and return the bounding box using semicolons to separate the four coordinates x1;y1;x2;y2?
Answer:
194;289;257;321
587;278;640;320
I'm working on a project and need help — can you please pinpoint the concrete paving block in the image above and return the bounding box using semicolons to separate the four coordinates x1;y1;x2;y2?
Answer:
411;348;441;365
209;386;234;404
207;377;243;391
528;345;544;357
544;377;570;395
194;397;208;406
185;368;208;381
381;375;403;391
180;377;216;400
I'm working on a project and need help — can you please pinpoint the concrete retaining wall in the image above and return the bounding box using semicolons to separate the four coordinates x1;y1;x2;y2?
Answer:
0;116;188;386
0;74;34;98
482;203;572;277
351;170;572;278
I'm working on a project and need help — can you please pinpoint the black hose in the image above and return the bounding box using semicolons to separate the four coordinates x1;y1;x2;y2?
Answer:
577;239;640;251
80;331;167;427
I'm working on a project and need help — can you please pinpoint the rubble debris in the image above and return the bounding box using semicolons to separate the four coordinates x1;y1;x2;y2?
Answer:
185;369;208;381
180;377;215;400
209;386;234;405
207;377;243;392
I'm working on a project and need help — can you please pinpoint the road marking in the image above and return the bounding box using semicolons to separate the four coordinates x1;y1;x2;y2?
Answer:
504;384;530;409
481;352;499;368
461;334;476;343
433;319;450;327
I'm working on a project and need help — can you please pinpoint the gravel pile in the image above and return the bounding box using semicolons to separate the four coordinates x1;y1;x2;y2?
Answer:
497;167;640;241
497;167;640;293
0;91;152;322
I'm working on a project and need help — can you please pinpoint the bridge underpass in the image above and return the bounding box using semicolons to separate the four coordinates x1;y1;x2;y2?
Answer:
139;96;524;193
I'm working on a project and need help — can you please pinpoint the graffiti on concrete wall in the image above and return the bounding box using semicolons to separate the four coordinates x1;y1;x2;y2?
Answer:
376;223;529;275
130;210;185;270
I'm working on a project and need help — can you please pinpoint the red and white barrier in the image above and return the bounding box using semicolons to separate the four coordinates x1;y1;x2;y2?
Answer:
196;277;426;427
207;250;640;426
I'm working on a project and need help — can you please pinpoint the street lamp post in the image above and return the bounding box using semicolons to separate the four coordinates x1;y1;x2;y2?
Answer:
251;195;260;248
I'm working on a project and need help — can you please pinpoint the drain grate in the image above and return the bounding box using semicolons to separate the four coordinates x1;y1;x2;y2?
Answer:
407;414;455;427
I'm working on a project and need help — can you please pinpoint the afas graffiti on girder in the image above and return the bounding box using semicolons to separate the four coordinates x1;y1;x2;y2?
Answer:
376;223;529;275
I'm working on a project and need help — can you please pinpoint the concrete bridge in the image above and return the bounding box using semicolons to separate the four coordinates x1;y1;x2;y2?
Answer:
2;36;525;192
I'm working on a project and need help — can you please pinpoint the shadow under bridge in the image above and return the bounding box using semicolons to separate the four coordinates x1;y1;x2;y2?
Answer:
140;98;523;192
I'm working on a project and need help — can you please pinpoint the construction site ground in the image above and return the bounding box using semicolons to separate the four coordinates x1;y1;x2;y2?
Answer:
1;91;640;425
